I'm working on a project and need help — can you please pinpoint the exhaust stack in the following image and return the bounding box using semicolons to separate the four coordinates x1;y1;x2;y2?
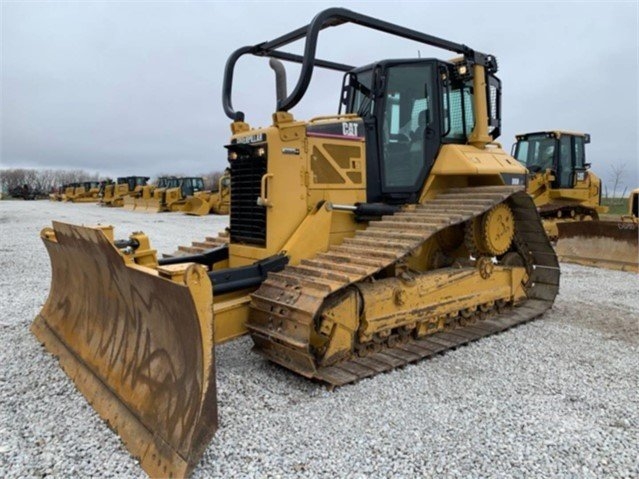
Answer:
269;58;287;109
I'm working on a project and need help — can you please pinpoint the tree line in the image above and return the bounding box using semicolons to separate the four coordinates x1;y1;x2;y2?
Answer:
0;168;227;197
0;169;101;196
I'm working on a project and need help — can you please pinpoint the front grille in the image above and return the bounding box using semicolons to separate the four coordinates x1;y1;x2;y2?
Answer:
229;154;267;245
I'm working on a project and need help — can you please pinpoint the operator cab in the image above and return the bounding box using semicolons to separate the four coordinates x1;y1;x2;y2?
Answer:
180;177;205;197
124;176;149;191
223;8;501;205
157;177;180;189
341;59;501;203
513;131;590;189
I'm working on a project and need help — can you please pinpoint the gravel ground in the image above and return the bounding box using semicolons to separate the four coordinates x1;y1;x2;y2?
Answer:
1;200;637;478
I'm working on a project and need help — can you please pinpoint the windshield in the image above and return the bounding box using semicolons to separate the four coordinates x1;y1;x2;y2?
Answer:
514;134;556;172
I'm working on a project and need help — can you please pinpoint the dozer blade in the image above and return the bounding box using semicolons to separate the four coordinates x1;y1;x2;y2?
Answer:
144;198;164;213
556;220;638;272
31;222;218;478
132;198;148;211
122;196;137;211
184;196;211;216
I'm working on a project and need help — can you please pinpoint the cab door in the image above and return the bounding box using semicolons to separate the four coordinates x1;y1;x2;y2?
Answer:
377;61;440;200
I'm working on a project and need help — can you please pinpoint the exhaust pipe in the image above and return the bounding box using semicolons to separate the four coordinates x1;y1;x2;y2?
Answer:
269;58;287;109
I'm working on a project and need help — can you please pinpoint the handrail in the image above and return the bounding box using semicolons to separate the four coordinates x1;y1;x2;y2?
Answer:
222;7;495;121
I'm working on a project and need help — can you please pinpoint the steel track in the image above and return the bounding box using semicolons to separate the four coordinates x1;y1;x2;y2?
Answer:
247;186;560;386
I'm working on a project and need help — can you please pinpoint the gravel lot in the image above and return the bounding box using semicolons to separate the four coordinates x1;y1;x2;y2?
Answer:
1;200;637;478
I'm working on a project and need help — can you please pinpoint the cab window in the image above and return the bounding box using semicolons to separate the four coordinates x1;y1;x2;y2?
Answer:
381;63;435;190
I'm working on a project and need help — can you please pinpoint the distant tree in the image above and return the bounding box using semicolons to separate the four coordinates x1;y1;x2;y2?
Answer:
607;162;627;204
201;170;226;191
0;168;102;198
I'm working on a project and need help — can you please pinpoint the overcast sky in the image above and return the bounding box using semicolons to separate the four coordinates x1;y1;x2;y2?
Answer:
2;1;637;192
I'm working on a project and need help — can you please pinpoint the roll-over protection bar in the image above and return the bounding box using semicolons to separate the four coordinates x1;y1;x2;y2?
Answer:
222;7;498;121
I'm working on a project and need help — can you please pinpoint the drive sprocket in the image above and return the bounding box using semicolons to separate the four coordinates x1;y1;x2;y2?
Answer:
482;203;515;255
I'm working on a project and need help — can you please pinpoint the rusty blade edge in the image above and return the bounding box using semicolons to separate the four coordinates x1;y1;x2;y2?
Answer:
31;315;193;479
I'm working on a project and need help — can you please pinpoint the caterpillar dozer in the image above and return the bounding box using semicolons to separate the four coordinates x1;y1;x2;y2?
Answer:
124;178;162;212
100;176;150;207
555;188;638;271
69;181;101;202
32;9;559;478
139;176;206;213
96;179;112;202
182;172;231;216
135;176;177;212
49;185;65;201
512;131;608;240
61;183;78;202
165;177;208;212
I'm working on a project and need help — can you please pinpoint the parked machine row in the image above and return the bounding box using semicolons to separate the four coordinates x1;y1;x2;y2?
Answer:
49;181;101;202
48;175;230;215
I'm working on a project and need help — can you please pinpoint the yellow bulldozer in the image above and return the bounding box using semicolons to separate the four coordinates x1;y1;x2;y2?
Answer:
49;185;66;201
67;181;101;202
123;177;162;212
100;175;149;207
512;131;608;239
32;9;559;478
165;177;208;212
182;172;231;216
138;176;207;213
60;183;78;202
126;176;177;212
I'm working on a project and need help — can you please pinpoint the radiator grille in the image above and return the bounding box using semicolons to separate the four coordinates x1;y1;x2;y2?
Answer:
229;154;267;245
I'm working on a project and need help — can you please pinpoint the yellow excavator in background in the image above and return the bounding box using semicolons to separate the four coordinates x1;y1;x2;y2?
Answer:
512;131;608;239
32;9;559;478
555;188;638;271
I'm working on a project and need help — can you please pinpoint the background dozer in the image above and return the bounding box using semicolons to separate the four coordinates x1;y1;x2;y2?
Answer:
512;131;607;239
96;179;113;202
555;188;638;271
100;175;149;207
137;176;178;212
69;181;101;202
182;172;231;216
32;8;559;478
61;183;78;201
166;177;207;212
141;176;206;212
49;185;66;201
